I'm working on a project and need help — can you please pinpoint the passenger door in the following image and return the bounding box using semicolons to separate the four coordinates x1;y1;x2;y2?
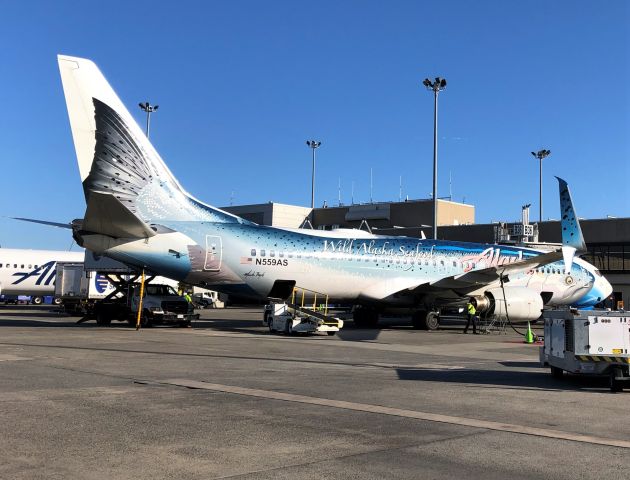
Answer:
204;235;223;272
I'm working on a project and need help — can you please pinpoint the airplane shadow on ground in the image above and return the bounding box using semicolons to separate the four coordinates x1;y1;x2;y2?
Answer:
396;366;613;393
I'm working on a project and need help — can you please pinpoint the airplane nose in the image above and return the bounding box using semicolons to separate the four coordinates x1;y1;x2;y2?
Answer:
574;271;613;308
599;275;613;301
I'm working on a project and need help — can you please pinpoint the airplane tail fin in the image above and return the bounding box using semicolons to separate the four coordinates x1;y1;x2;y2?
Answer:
556;177;587;273
57;55;244;227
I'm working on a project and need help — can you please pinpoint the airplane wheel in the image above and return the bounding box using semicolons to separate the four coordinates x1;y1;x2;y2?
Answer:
425;311;440;330
412;310;440;330
353;308;378;328
411;311;427;329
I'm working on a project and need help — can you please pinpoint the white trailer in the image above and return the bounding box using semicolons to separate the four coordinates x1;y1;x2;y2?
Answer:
264;302;343;336
540;309;630;392
55;262;118;314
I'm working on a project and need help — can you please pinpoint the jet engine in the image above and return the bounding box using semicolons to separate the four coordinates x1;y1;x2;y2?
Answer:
471;287;543;323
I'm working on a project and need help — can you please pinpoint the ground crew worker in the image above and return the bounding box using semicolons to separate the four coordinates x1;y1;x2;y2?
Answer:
183;291;194;315
464;299;477;334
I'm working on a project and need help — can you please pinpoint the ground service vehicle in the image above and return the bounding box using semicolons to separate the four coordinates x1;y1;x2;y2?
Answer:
540;309;630;392
55;262;117;314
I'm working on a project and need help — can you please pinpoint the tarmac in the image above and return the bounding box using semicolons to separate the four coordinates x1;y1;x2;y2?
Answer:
0;305;628;479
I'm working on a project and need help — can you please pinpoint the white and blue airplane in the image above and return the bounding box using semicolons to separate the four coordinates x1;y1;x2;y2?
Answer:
0;248;84;303
52;55;610;328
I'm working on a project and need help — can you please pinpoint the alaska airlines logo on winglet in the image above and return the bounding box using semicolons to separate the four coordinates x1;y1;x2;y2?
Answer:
11;261;56;286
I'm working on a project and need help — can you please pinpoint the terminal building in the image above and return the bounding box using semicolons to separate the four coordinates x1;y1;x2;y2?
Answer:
223;199;630;308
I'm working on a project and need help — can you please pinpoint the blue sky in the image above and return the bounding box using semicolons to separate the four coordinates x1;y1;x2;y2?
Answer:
0;0;628;250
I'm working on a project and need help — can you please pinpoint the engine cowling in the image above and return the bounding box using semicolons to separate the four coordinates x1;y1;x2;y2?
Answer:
471;287;543;323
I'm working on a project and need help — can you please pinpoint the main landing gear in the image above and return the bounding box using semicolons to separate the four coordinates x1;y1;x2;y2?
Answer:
411;310;440;330
352;307;379;328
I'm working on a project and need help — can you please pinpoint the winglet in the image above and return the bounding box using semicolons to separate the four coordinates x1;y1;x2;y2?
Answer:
556;177;586;273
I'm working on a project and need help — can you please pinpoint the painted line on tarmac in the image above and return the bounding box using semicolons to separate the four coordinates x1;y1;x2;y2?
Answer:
160;378;630;449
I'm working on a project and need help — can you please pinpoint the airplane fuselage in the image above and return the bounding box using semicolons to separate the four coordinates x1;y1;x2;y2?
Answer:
82;222;600;308
0;249;84;297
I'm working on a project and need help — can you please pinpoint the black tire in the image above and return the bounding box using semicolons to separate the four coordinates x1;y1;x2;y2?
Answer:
32;296;43;305
551;366;564;379
425;311;440;330
411;311;427;329
268;315;274;333
142;310;154;328
285;318;293;335
610;367;623;393
95;310;111;326
353;308;378;328
412;310;440;330
327;331;336;336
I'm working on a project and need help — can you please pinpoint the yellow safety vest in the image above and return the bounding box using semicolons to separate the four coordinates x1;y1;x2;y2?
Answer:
467;303;476;315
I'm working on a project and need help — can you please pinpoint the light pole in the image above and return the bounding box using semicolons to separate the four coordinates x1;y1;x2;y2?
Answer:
139;102;159;139
531;149;551;222
306;140;321;209
422;77;447;240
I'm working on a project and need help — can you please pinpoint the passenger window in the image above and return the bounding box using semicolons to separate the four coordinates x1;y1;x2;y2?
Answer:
261;250;266;257
14;264;17;268
28;265;32;269
251;249;256;256
279;252;284;258
21;264;24;268
270;251;275;257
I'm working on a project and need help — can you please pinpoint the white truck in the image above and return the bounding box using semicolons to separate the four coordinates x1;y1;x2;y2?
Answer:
192;287;225;309
540;309;630;392
56;262;198;327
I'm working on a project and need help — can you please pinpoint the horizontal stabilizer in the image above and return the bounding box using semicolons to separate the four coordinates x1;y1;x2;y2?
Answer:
83;192;156;239
12;217;73;229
